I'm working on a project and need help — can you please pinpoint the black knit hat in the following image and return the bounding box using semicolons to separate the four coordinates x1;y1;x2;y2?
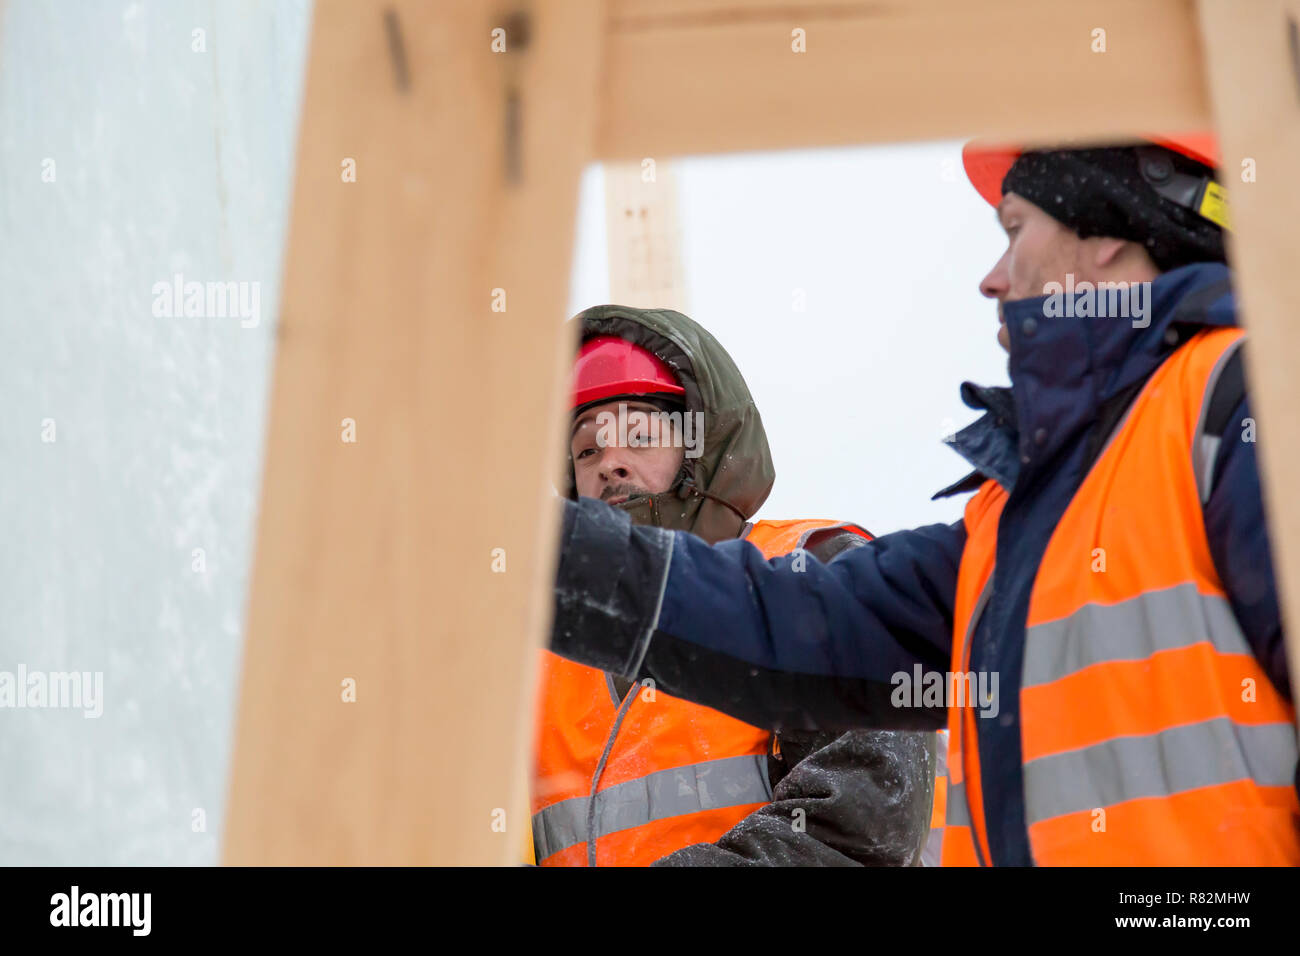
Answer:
1002;145;1226;271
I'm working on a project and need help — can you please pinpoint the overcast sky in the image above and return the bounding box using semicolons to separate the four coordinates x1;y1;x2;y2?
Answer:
568;140;1012;535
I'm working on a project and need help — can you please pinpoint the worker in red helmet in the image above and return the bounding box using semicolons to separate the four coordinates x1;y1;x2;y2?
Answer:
530;304;936;867
567;334;693;522
544;136;1300;866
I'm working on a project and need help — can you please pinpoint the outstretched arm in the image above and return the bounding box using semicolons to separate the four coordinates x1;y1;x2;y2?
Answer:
550;496;963;733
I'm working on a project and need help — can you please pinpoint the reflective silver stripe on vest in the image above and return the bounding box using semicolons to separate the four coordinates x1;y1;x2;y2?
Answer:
1023;716;1298;825
945;780;970;828
532;754;772;862
920;731;950;866
920;826;944;867
934;729;948;780
1022;584;1248;689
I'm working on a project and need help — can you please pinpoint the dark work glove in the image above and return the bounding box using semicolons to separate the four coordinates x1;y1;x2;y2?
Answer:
653;728;935;866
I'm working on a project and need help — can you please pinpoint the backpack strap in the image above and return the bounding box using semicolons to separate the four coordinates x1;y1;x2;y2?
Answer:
1193;337;1247;504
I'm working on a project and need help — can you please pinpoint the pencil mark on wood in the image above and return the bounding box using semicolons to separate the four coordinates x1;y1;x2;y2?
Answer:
384;8;411;92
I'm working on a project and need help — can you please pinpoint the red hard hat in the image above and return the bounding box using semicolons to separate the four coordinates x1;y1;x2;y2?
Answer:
961;132;1221;209
571;335;685;409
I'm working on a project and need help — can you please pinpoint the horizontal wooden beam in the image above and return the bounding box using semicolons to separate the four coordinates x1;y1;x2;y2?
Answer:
597;0;1211;159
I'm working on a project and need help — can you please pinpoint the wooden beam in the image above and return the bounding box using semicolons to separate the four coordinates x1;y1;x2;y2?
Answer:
604;160;689;311
223;0;603;865
596;0;1211;159
1196;0;1300;729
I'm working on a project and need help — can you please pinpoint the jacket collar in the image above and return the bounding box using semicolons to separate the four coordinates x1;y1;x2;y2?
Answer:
935;262;1237;499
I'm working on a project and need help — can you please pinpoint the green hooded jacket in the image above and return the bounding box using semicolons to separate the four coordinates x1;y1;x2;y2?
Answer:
561;304;935;867
564;304;776;545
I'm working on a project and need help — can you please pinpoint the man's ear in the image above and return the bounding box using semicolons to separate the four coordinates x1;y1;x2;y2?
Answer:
1091;236;1129;269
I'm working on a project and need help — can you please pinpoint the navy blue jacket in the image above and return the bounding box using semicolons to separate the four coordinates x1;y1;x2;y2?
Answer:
549;262;1290;866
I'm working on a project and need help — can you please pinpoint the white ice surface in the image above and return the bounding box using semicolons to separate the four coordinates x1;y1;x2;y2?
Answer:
0;0;311;865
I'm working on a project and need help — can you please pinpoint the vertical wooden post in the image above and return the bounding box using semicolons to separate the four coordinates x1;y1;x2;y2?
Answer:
1197;0;1300;727
223;0;604;865
604;160;688;311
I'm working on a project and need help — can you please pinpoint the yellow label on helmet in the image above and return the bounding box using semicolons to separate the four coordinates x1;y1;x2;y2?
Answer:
1199;180;1230;231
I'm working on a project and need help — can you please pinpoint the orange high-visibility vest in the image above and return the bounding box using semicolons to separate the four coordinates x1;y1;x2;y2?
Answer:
532;519;870;866
944;327;1300;865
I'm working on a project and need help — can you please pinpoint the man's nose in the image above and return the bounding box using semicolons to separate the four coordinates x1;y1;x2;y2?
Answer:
980;251;1009;300
597;449;632;482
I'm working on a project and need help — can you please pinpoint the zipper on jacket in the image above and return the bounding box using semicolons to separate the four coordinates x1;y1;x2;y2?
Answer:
604;672;622;708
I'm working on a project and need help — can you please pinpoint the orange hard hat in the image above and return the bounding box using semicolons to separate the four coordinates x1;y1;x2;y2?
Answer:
962;132;1221;209
571;335;685;409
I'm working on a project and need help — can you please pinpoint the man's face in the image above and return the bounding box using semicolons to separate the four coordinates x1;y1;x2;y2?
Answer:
979;192;1087;352
570;400;686;503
